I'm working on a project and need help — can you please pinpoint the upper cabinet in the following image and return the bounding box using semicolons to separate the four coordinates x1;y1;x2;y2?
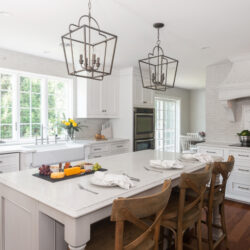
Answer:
133;69;155;107
77;74;119;118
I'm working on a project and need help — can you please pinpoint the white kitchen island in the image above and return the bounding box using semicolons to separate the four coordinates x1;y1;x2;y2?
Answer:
0;150;207;250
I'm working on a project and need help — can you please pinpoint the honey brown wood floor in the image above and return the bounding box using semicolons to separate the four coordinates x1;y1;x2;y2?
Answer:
183;200;250;250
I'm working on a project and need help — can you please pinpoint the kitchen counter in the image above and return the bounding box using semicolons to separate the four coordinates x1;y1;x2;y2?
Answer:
0;138;129;154
0;150;206;250
198;141;250;151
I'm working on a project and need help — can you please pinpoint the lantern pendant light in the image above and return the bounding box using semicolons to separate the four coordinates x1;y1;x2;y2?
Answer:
139;23;179;91
61;0;118;80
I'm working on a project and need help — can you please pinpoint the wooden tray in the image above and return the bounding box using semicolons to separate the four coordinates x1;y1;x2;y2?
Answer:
33;168;107;183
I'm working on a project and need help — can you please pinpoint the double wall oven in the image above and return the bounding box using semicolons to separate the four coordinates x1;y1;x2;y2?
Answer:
133;107;155;151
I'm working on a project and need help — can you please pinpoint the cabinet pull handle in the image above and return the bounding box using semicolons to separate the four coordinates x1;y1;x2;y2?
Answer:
238;168;249;172
238;186;250;191
143;101;147;104
94;148;101;151
117;145;123;148
0;171;2;174
206;151;216;154
0;161;3;164
238;154;249;157
94;155;102;158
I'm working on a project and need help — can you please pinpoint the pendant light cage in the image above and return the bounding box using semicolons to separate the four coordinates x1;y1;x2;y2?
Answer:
61;0;118;80
139;23;178;91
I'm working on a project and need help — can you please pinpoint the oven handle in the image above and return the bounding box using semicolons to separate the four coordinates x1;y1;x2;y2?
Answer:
135;113;154;116
136;139;154;142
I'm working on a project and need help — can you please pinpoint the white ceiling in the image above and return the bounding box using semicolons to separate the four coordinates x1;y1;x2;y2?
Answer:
1;0;250;89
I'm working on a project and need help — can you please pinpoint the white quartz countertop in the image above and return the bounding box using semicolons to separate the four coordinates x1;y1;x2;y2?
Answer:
0;138;129;155
0;150;206;218
198;141;250;151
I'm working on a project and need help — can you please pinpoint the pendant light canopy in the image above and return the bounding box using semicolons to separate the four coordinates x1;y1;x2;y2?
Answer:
61;0;118;80
139;23;178;91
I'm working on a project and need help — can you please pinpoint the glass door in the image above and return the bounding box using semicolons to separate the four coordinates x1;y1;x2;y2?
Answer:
155;97;180;152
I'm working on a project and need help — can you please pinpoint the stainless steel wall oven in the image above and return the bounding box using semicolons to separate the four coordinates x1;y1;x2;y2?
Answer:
133;107;155;151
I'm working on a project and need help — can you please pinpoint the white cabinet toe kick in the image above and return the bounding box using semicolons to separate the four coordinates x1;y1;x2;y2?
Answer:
198;144;250;204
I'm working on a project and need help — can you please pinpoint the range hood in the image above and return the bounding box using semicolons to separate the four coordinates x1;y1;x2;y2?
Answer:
218;59;250;122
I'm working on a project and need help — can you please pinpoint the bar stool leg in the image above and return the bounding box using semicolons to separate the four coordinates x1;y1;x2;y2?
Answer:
220;203;229;249
196;220;203;250
207;210;214;250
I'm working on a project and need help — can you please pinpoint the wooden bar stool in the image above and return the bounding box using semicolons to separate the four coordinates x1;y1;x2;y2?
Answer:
160;165;212;250
85;180;172;250
203;155;235;250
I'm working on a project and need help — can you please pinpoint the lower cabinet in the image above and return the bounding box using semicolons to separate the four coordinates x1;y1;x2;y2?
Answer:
198;145;250;204
85;140;130;160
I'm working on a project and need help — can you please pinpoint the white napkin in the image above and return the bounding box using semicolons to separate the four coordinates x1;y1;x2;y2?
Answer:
92;172;134;190
150;160;184;169
192;153;216;163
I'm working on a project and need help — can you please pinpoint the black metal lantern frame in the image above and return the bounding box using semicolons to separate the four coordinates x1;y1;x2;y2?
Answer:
139;23;178;91
61;0;118;81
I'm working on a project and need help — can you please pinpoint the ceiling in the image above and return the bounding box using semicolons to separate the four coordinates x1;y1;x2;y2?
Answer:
1;0;250;89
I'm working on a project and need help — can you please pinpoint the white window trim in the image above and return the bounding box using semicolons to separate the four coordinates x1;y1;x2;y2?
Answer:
0;68;73;143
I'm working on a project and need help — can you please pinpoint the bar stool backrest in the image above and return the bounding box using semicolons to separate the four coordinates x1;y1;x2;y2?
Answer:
111;180;172;250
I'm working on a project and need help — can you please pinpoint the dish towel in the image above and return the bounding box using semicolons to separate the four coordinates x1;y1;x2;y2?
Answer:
150;160;184;169
92;172;134;189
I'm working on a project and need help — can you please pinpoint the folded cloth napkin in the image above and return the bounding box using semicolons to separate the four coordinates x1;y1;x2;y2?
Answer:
91;171;134;190
150;160;184;169
192;153;216;163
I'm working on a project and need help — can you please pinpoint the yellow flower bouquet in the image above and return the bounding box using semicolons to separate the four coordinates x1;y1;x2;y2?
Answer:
61;118;80;141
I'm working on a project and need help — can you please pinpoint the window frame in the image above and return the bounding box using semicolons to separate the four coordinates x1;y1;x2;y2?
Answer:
0;67;73;143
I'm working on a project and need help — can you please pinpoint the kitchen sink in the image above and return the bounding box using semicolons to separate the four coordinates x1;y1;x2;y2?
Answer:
24;143;85;167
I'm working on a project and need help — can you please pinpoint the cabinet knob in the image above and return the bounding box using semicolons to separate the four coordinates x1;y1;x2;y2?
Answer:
143;101;147;104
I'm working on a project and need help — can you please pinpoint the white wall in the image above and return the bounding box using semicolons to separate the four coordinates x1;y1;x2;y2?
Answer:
189;89;206;132
206;59;250;143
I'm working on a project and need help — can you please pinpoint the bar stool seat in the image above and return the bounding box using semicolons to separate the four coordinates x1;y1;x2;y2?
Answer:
161;197;200;230
85;219;155;250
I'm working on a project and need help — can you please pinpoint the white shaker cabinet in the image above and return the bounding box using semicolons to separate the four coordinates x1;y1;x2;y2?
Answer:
133;69;154;107
198;144;250;204
77;75;119;118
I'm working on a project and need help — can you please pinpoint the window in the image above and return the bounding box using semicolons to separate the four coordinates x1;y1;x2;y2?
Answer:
155;97;180;152
0;69;73;141
0;74;13;139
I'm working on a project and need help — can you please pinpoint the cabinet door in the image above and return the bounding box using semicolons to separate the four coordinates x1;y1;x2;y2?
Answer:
101;77;119;117
142;87;154;106
133;72;154;107
133;74;143;106
87;79;102;116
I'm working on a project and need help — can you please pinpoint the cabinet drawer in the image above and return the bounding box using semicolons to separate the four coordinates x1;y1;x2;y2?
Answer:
90;144;109;154
199;147;224;157
229;150;250;160
232;182;250;195
88;152;109;159
111;142;129;152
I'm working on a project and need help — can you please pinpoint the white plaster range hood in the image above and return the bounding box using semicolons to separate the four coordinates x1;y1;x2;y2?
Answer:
218;59;250;122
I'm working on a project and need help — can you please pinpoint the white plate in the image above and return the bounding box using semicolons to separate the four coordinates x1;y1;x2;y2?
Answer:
180;154;198;162
90;176;117;187
151;164;184;170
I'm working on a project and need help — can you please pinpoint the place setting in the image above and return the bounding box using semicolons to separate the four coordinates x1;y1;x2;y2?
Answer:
145;159;185;172
77;170;141;194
